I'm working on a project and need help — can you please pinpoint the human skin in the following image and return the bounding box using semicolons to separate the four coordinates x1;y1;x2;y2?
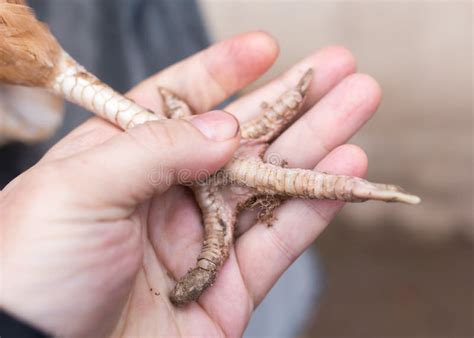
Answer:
0;32;377;337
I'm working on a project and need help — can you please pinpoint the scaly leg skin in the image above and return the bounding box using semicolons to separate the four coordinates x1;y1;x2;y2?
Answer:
240;68;313;143
49;51;163;129
159;86;242;305
158;87;193;119
224;157;420;204
159;70;420;306
170;183;237;305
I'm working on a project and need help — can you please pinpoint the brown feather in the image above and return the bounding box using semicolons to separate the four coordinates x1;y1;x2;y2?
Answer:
0;1;61;87
1;1;27;4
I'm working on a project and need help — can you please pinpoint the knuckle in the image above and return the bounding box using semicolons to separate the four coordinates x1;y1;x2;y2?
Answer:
266;225;297;262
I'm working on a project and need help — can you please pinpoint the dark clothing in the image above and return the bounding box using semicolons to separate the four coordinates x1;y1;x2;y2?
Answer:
0;0;209;187
0;311;48;338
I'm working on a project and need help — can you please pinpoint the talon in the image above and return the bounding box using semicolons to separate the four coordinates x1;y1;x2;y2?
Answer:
170;267;217;306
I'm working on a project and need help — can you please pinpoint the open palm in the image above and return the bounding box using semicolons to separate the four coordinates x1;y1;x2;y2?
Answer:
0;32;380;337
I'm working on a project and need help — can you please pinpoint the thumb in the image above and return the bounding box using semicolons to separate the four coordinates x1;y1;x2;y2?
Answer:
55;111;239;215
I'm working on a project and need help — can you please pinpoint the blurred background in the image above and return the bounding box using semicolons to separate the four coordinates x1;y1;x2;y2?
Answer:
199;0;473;336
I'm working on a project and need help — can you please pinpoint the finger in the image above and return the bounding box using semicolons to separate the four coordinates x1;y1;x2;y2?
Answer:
225;45;356;122
266;73;382;168
39;111;240;219
235;144;368;305
128;31;279;114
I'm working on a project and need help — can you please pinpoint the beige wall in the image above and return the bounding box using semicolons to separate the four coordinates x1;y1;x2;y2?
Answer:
199;0;473;241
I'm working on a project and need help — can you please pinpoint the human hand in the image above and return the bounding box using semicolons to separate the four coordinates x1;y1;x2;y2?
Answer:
0;32;379;337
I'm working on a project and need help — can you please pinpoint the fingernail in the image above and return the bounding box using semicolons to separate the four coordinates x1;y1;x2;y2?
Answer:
189;111;239;141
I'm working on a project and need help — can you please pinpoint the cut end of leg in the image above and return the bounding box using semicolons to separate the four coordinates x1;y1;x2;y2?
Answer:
169;267;217;306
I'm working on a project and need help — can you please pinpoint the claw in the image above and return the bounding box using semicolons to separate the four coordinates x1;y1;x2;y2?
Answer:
352;181;421;204
170;267;217;306
296;68;313;93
